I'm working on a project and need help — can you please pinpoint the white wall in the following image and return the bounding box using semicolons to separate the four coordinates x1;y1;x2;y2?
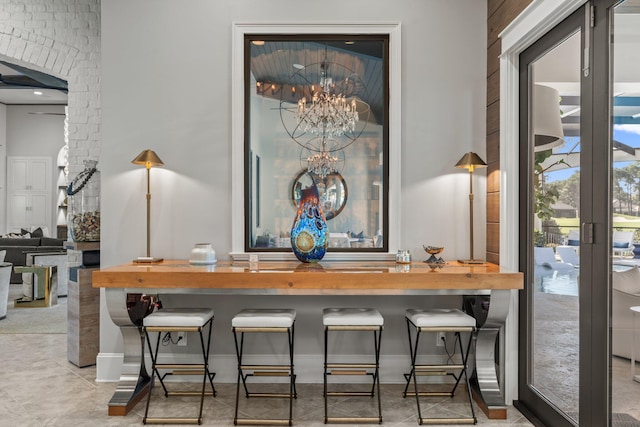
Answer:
99;0;488;384
5;105;65;158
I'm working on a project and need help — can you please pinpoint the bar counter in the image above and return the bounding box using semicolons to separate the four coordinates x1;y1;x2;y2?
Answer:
93;260;523;418
95;259;520;293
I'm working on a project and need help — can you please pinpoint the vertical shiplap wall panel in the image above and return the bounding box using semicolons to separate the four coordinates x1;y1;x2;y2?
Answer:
486;0;532;264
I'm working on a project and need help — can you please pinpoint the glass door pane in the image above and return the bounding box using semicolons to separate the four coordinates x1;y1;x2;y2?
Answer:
611;1;640;422
530;30;582;423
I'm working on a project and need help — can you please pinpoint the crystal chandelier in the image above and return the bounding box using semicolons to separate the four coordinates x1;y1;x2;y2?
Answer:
296;62;359;139
307;148;339;178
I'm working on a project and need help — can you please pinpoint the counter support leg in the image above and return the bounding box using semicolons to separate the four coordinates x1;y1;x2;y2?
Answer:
105;288;151;416
468;289;511;419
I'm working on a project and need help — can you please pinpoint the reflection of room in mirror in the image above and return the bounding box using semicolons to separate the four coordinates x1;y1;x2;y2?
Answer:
246;34;389;252
291;170;348;221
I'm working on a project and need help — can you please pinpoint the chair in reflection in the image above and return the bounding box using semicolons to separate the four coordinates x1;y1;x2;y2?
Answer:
556;246;579;268
613;231;635;257
565;229;580;247
534;247;575;276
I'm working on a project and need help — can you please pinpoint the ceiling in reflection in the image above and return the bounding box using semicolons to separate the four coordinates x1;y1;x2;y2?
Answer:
535;8;640;139
249;39;385;125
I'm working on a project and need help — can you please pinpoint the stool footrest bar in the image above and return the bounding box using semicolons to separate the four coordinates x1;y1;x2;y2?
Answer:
327;363;376;369
241;365;292;371
155;364;205;370
169;369;206;375
247;392;296;398
143;417;201;424
166;391;215;397
325;417;382;423
413;371;448;376
326;391;374;397
234;418;292;425
253;371;290;376
329;370;368;375
415;364;464;371
419;418;476;425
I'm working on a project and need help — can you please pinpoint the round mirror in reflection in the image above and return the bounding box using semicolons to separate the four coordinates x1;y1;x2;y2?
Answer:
291;169;348;220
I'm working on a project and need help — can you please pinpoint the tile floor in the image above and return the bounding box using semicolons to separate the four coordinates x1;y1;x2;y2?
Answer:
0;334;534;426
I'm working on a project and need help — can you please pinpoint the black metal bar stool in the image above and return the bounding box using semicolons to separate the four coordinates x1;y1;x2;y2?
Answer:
142;308;216;425
232;308;297;426
323;307;384;424
403;308;477;425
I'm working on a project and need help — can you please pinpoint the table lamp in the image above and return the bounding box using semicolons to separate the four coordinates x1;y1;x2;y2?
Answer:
132;149;164;263
455;151;487;264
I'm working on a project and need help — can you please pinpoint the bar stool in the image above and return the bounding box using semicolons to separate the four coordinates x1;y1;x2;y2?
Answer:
142;308;216;425
232;308;297;426
403;308;477;425
323;307;384;424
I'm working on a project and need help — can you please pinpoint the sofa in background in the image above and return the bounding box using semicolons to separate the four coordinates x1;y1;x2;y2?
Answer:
0;262;11;320
612;265;640;360
0;237;66;284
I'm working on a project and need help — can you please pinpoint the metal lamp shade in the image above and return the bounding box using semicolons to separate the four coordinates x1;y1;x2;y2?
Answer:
131;149;164;168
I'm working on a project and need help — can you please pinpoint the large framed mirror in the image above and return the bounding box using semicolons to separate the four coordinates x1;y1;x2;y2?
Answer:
244;33;390;252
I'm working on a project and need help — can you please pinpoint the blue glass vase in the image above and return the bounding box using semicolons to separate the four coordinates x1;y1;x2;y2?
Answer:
291;185;328;263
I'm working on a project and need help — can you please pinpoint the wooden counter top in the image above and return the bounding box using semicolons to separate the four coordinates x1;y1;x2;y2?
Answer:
93;260;523;294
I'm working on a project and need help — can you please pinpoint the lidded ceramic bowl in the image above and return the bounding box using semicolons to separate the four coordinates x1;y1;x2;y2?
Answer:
189;243;217;265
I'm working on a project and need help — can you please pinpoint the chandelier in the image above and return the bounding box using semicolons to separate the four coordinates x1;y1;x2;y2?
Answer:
273;46;371;178
296;61;359;139
307;148;339;178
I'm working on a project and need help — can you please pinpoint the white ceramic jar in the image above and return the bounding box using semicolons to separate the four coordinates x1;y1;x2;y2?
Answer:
189;243;217;265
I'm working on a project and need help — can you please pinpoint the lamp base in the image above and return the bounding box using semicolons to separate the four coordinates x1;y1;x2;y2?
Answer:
457;259;486;265
133;257;164;264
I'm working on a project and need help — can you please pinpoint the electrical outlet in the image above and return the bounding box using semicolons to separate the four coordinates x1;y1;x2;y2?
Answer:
177;332;187;346
436;332;446;347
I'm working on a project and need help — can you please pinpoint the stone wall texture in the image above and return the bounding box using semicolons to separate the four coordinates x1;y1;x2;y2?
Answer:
0;0;101;181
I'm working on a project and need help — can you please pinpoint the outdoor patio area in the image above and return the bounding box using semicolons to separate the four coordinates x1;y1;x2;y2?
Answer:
533;260;640;425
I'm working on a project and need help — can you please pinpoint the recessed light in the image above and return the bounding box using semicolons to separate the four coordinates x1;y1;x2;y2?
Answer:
33;90;43;96
345;41;355;45
252;40;265;46
293;63;305;70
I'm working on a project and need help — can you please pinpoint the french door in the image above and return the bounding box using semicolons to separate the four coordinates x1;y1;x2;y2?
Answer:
516;1;630;425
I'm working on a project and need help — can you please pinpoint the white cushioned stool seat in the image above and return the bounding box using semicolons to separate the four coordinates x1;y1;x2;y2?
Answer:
323;307;384;326
143;308;214;328
231;308;296;328
405;308;475;328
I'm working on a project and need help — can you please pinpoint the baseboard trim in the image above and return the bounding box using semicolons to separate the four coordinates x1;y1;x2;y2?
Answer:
96;352;124;382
